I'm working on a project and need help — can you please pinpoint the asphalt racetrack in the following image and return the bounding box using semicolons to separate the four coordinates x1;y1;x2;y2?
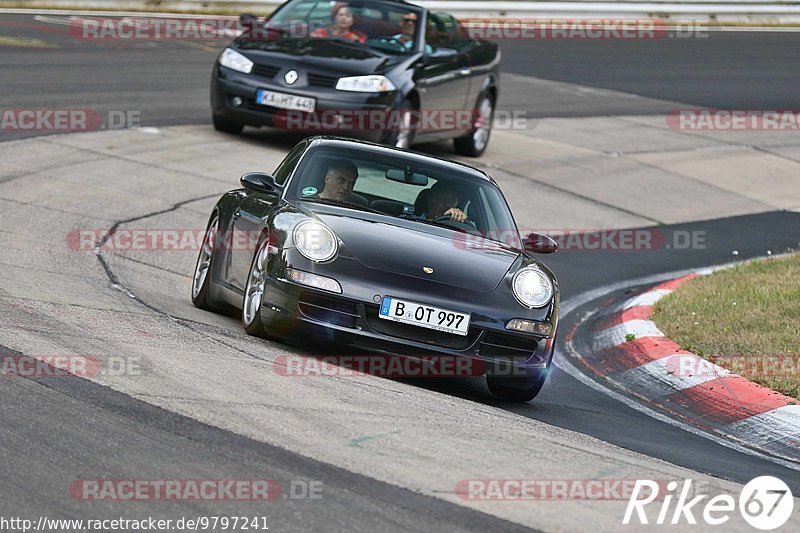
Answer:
2;12;800;532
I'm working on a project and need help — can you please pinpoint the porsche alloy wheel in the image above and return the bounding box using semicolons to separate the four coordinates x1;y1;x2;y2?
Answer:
242;236;270;336
191;215;219;310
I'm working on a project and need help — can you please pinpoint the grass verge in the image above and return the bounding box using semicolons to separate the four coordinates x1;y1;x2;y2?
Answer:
653;253;800;400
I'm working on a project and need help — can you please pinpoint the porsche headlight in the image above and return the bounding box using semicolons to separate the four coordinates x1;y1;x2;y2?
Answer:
219;48;253;74
335;75;396;93
293;220;338;262
512;267;553;308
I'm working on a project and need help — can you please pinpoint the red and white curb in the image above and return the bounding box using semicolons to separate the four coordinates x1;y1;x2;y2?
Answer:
579;274;800;463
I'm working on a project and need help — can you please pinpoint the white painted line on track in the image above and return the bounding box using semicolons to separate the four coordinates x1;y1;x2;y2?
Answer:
727;406;800;449
612;355;728;397
622;288;672;309
593;319;665;352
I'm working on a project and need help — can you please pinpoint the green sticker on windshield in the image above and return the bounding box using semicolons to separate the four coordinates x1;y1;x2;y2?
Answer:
302;186;318;196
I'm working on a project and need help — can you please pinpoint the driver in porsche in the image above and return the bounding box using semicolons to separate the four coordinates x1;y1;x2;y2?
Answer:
423;181;468;222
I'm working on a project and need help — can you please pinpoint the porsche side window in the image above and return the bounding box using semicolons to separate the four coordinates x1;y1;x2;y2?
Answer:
273;143;306;185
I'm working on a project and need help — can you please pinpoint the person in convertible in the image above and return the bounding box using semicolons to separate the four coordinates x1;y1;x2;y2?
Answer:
310;3;367;43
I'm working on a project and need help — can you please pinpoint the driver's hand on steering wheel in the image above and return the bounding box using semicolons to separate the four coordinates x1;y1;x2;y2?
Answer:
443;207;467;222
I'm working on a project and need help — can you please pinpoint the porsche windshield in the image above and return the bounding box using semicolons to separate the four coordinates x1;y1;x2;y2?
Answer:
286;146;521;247
264;0;423;54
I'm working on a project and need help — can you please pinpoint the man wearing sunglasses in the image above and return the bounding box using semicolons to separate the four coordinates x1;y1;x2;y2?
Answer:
388;12;432;52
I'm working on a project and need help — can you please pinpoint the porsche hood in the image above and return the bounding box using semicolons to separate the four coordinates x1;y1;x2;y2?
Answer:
316;213;520;292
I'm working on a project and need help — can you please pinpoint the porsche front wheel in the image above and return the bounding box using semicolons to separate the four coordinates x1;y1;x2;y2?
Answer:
191;214;219;310
486;370;548;402
242;236;272;337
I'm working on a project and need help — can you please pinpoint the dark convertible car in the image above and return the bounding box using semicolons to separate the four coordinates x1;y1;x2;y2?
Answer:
192;137;558;400
211;0;500;156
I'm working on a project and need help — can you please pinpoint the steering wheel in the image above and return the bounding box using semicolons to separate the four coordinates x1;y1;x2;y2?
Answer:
432;215;479;233
368;37;406;52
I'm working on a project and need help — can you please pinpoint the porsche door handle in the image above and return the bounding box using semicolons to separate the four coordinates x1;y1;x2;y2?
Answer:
459;68;472;76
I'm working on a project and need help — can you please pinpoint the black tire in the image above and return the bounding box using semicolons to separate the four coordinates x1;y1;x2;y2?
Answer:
242;235;272;338
486;371;548;402
384;99;416;149
213;114;244;135
191;214;220;311
454;93;494;157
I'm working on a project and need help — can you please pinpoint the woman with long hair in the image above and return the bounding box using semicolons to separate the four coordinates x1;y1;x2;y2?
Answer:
310;3;367;43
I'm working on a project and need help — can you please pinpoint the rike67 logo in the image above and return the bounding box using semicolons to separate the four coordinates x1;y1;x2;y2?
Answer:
624;477;794;529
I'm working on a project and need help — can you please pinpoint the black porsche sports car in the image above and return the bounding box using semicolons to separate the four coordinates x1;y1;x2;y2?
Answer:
191;137;558;401
211;0;500;156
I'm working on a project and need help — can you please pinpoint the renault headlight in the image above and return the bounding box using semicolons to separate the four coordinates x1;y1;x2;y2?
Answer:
219;48;253;74
335;75;396;93
512;267;553;308
293;220;338;262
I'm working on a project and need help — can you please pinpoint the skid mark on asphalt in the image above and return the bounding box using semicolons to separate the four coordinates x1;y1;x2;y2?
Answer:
94;193;220;288
76;191;306;368
349;430;401;448
114;253;193;279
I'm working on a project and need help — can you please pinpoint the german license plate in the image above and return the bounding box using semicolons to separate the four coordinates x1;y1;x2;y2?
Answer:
256;89;315;112
379;297;470;336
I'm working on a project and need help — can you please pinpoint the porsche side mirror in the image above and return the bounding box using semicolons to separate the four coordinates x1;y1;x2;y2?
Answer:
424;47;457;65
524;232;558;254
241;172;281;195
